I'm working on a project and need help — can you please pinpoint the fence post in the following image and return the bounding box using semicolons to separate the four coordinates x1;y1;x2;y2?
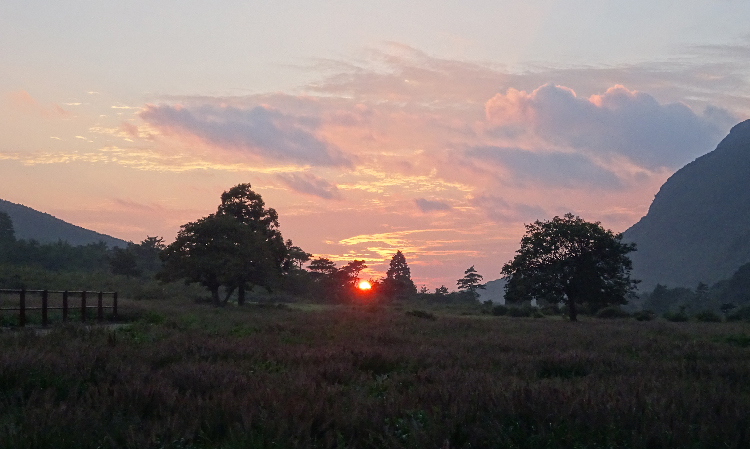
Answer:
113;292;118;320
81;291;87;323
42;290;48;327
62;290;68;322
19;289;26;327
97;291;103;322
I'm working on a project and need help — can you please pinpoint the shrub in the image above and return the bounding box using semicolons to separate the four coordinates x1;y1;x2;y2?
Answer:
406;309;435;320
507;307;531;317
595;306;631;319
724;333;750;348
727;305;750;322
491;305;508;316
694;310;722;322
663;311;689;322
634;310;656;321
540;304;562;315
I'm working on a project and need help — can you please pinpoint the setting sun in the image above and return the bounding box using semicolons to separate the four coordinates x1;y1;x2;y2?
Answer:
358;280;372;290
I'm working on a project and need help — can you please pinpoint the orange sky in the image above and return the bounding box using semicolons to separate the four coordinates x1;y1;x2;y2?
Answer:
2;4;750;288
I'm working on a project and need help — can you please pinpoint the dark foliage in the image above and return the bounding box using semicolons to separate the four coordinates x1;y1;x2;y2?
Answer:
456;266;485;298
694;310;722;322
634;310;656;321
382;251;417;300
491;304;508;316
405;309;436;320
502;213;638;321
595;306;631;319
158;184;288;305
664;310;689;322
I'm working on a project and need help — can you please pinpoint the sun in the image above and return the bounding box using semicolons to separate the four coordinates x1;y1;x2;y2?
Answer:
358;280;372;290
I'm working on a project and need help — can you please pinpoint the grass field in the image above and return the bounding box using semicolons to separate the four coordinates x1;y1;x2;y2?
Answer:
1;298;749;448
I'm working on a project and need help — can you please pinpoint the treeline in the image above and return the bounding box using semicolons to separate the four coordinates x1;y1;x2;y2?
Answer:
639;261;750;319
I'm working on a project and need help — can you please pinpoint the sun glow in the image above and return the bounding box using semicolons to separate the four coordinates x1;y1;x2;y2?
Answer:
358;280;372;290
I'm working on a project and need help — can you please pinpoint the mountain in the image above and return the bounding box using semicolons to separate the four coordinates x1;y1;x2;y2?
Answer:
477;278;507;304
623;119;750;291
0;199;127;248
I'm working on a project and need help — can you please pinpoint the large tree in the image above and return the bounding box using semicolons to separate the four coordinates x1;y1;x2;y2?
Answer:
158;184;288;305
383;250;417;299
501;213;638;321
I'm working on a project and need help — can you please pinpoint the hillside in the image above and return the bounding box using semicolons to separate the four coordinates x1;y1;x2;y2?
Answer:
623;119;750;291
477;278;507;304
0;199;127;248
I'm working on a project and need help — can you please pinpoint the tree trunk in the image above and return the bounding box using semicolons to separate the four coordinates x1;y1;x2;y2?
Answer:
210;287;221;306
238;284;246;306
223;286;236;304
568;297;578;321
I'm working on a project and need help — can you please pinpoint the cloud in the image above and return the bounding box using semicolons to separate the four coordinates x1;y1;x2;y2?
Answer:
415;198;451;212
140;104;352;167
470;194;546;224
276;172;343;200
6;90;71;118
485;84;735;169
466;146;624;189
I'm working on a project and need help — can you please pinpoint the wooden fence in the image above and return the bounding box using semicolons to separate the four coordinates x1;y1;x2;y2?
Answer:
0;289;118;327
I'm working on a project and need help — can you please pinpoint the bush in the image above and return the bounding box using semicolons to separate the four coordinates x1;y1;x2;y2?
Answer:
595;306;631;319
634;310;656;321
491;305;508;316
405;309;435;320
663;311;689;322
540;304;562;315
694;310;722;322
727;305;750;322
507;307;531;317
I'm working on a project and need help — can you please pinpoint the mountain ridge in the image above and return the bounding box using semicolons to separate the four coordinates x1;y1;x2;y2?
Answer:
623;119;750;291
0;198;127;248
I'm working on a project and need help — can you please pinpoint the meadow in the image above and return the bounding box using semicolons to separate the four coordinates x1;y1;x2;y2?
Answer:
1;298;749;449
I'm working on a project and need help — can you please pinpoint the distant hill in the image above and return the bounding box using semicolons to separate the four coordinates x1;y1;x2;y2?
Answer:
477;278;507;304
0;199;127;248
623;119;750;291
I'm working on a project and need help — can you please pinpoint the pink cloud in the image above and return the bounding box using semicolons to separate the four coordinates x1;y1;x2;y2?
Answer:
485;84;735;169
6;90;71;118
140;104;352;167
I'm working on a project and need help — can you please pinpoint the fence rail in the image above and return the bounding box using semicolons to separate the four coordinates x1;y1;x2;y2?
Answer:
0;289;118;327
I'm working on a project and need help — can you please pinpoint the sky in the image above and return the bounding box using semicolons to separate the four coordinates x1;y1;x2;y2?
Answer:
1;1;750;288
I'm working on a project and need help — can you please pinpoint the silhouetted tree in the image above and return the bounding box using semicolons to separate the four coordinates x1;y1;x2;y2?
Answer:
457;265;485;299
383;250;417;299
109;247;141;278
158;184;288;305
284;239;311;270
308;257;338;277
216;184;286;304
435;285;449;295
501;213;638;321
0;212;14;245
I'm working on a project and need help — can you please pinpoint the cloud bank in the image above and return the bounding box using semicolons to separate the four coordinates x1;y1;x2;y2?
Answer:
485;84;735;169
415;198;451;212
276;172;343;200
140;104;352;167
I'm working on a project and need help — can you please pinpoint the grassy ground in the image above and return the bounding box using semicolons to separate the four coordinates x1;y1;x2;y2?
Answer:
1;297;749;448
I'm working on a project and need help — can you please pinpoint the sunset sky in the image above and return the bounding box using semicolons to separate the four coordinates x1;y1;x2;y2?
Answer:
2;1;749;288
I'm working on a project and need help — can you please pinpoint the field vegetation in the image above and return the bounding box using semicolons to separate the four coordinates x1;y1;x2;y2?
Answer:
1;297;750;448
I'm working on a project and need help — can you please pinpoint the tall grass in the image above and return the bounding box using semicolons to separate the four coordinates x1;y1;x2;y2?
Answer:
1;302;749;448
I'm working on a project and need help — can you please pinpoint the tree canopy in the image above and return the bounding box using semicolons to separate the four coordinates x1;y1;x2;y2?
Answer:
383;250;416;299
457;265;485;298
501;213;638;321
158;184;289;305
